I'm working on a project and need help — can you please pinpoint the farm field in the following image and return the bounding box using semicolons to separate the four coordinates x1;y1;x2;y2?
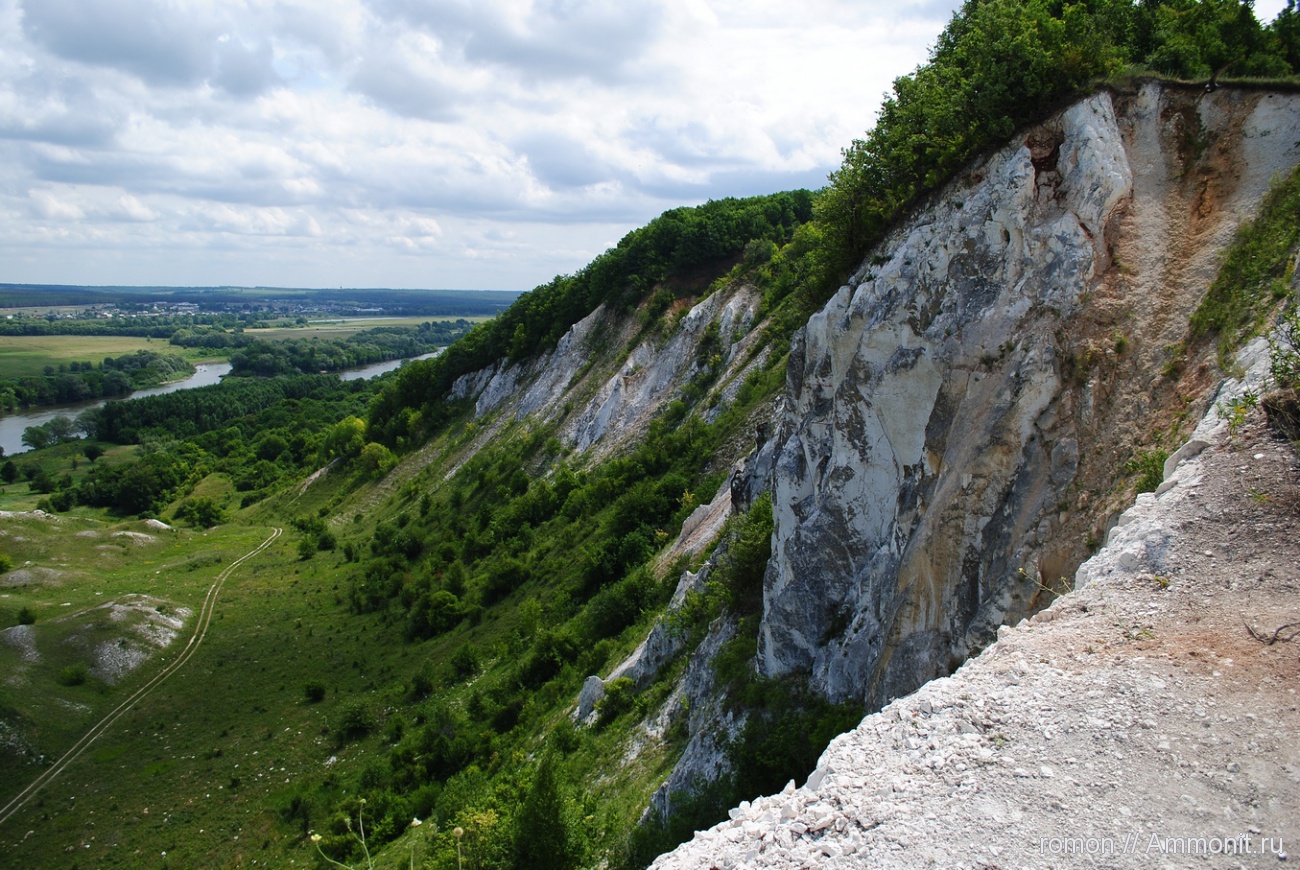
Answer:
0;316;478;380
0;336;210;380
244;314;486;341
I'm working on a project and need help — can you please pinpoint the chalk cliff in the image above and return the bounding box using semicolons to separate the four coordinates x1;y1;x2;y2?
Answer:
437;80;1300;855
645;80;1300;824
752;82;1300;705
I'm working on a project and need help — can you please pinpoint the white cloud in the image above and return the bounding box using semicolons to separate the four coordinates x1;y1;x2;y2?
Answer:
0;0;963;289
110;193;158;222
29;187;84;220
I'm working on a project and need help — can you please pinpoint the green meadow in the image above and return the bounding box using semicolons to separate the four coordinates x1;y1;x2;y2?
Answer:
244;315;487;342
0;481;392;867
0;336;212;380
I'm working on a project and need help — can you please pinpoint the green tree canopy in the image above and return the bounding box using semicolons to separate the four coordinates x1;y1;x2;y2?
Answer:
513;755;587;870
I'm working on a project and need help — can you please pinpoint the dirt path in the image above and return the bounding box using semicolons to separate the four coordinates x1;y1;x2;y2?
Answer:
0;526;282;829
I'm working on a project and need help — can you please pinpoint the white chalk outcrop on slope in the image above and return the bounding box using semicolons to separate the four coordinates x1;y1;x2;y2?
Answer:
654;338;1300;869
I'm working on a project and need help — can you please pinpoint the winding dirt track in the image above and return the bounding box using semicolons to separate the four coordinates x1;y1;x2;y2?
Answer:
0;526;282;829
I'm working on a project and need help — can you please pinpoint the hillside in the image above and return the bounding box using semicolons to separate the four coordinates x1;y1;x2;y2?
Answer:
3;1;1300;867
652;339;1300;868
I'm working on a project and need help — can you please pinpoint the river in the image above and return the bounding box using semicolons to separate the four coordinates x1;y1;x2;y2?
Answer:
0;351;440;456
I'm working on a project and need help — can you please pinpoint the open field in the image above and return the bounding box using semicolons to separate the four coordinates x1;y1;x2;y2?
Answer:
244;314;487;341
0;316;482;379
0;510;317;866
0;336;214;379
0;306;96;317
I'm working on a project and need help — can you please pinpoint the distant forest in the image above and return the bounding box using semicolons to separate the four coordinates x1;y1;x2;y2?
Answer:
0;284;520;317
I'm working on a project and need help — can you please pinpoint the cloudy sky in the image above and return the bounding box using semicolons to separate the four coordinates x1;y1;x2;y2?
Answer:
1;1;1287;293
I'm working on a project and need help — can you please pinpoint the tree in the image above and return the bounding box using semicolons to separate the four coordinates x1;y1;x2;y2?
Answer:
1274;0;1300;70
83;444;104;463
20;415;80;451
29;467;55;494
820;0;1125;277
323;416;366;460
358;441;397;477
513;754;586;870
21;424;52;451
176;496;226;528
1143;0;1282;84
0;460;16;484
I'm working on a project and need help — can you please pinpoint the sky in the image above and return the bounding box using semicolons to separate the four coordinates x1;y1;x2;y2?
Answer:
0;1;1289;293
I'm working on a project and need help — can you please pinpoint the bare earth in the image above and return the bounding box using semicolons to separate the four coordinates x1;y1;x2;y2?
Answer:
655;349;1300;868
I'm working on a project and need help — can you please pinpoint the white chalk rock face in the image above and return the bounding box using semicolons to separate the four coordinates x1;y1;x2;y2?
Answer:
754;83;1300;707
652;85;1300;870
758;95;1130;705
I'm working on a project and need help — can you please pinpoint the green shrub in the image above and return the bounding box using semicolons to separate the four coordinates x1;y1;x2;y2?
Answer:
406;590;464;640
1123;449;1169;493
514;755;588;870
449;643;481;681
57;663;88;686
595;677;636;728
176;496;226;528
303;680;326;703
713;492;774;616
335;699;375;742
1270;301;1300;389
406;668;434;702
619;776;738;870
1191;165;1300;360
16;605;34;625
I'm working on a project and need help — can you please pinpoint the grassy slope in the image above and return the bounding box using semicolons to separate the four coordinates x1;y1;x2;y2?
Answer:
0;271;788;869
0;514;286;864
0;504;411;868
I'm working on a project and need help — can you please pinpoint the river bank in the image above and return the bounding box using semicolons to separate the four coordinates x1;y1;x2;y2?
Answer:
0;351;439;455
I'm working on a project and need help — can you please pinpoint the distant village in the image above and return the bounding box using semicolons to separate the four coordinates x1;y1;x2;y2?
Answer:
7;300;389;320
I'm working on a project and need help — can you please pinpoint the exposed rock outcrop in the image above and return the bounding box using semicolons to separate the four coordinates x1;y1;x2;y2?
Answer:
652;334;1300;870
446;282;768;466
566;286;762;454
752;83;1300;708
639;81;1300;843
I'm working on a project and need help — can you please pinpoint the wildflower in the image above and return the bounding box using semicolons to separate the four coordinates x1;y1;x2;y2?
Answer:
310;833;322;844
453;826;464;839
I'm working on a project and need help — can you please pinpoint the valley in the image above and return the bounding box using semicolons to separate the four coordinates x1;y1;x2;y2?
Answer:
3;2;1300;868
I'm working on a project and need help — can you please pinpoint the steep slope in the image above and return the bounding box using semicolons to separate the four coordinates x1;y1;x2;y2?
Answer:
279;80;1299;869
652;340;1300;869
642;80;1300;843
752;82;1299;704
